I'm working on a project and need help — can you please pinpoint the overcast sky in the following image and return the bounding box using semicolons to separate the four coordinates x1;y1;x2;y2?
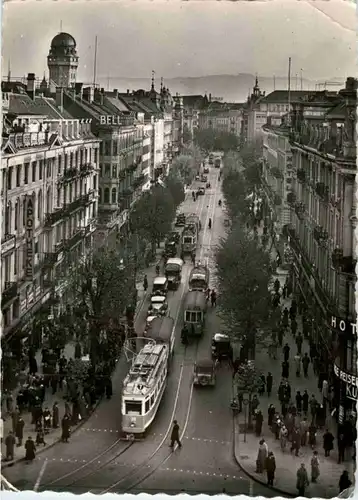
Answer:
3;0;355;82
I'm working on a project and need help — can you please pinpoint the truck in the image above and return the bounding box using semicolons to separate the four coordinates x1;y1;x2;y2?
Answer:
214;158;221;169
189;265;210;292
182;214;200;254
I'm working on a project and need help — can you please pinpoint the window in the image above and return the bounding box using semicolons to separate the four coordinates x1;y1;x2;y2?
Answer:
5;203;11;234
113;141;118;156
111;188;117;204
112;165;117;177
104;141;111;156
14;200;19;230
7;167;13;190
57;187;61;207
58;156;62;175
104;188;110;203
98;188;102;203
37;191;42;220
24;163;29;184
34;241;39;254
124;400;142;415
47;160;51;178
39;160;43;180
145;399;150;413
105;164;110;176
94;175;97;190
32;162;37;182
16;166;21;187
14;249;18;275
13;298;19;319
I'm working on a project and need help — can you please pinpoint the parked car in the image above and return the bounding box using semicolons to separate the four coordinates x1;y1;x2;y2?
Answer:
203;167;209;174
147;296;168;316
197;187;205;196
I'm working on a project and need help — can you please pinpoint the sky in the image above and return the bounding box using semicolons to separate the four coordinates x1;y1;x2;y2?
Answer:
2;0;356;82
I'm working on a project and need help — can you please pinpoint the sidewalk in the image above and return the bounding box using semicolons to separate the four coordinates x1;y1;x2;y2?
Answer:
233;227;355;498
1;242;165;467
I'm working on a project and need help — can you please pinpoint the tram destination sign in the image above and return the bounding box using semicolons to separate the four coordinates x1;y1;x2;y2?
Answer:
330;315;357;336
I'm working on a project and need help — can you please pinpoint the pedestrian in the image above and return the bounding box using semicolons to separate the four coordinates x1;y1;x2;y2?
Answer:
155;264;160;275
282;283;287;299
291;428;301;456
302;353;310;377
15;416;25;447
11;406;20;433
277;328;283;347
5;431;16;461
323;429;334;457
52;402;59;428
339;470;352;493
289;300;297;320
24;436;36;462
279;425;288;451
74;342;82;359
309;395;318;424
43;407;51;433
170;420;182;449
302;390;309;416
265;451;276;487
266;372;273;397
29;356;38;376
105;376;113;399
258;374;265;396
268;404;275;427
291;318;298;337
274;279;280;294
296;463;309;496
296;332;303;355
294;353;301;377
308;422;317;448
255;410;263;436
283;343;290;362
251;395;260;413
300;417;309;446
143;275;148;292
61;414;71;443
210;289;217;307
310;450;320;482
282;313;289;331
295;391;303;415
6;392;14;414
36;426;46;447
256;439;268;473
281;360;289;379
338;432;346;464
206;288;211;302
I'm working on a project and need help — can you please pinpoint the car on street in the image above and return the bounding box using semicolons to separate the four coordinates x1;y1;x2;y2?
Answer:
197;187;205;196
193;358;216;387
147;295;168;316
200;175;208;182
203;166;209;173
211;333;233;360
175;213;186;226
167;231;181;244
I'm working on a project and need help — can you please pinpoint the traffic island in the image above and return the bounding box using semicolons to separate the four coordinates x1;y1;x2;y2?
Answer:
233;417;352;498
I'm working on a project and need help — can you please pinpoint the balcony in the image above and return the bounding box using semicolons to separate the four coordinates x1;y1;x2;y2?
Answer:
274;194;282;206
132;174;146;190
80;163;95;178
1;234;16;254
59;167;79;184
294;202;306;220
44;242;65;267
296;168;306;183
287;192;296;206
1;282;18;306
64;231;84;250
8;131;50;149
44;208;65;227
136;155;142;164
313;226;329;246
81;190;96;205
315;182;327;201
332;249;356;274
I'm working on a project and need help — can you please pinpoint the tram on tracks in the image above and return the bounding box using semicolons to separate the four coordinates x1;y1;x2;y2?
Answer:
121;343;169;436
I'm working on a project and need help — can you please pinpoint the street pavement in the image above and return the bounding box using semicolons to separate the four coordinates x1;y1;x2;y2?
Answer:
233;226;355;498
3;161;278;496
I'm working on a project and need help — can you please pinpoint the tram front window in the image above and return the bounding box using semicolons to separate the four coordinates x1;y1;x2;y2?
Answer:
125;400;142;415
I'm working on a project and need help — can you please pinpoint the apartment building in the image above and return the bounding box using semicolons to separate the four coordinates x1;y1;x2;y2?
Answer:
1;89;99;347
198;100;243;137
261;78;357;423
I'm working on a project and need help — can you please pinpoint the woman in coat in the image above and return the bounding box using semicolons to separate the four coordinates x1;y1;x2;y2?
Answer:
256;439;268;473
323;429;334;457
296;463;309;496
265;452;276;487
24;436;36;462
52;402;59;428
279;425;288;451
310;450;320;482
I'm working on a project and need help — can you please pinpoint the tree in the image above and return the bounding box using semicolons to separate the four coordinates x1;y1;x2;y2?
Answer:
170;153;198;184
234;361;262;428
194;128;240;153
193;128;216;153
166;173;185;206
239;140;263;192
68;249;136;366
222;169;249;221
216;221;273;359
182;123;192;144
130;185;176;251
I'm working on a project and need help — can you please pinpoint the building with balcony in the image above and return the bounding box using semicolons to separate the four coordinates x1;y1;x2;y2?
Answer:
198;98;243;137
262;78;357;425
1;94;100;349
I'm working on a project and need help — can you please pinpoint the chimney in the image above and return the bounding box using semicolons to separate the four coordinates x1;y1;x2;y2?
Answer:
127;89;130;95
27;73;36;99
82;86;94;103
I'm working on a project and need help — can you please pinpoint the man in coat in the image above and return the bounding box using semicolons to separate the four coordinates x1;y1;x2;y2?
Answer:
323;429;334;457
170;420;182;449
61;414;71;443
52;402;59;428
266;372;273;397
15;416;25;446
265;451;276;486
25;436;36;462
296;463;309;496
5;431;16;461
291;427;301;456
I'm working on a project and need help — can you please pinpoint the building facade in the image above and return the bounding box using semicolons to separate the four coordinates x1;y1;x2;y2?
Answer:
198;102;243;137
261;78;357;425
47;32;79;88
1;93;99;348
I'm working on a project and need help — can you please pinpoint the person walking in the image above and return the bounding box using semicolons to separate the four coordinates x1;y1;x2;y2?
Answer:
283;343;290;362
5;431;16;461
210;289;217;307
279;425;288;451
143;275;148;292
24;436;36;462
296;391;303;415
170;420;182;449
61;414;71;443
294;353;301;377
52;402;59;429
337;432;346;464
310;450;320;483
265;451;276;487
296;332;303;355
268;404;276;427
266;372;273;397
15;416;25;447
300;417;309;447
323;429;334;457
339;470;352;493
296;463;309;496
291;318;298;337
281;360;289;379
256;439;268;473
309;395;318;425
255;410;263;436
291;427;301;457
302;354;310;377
302;390;309;417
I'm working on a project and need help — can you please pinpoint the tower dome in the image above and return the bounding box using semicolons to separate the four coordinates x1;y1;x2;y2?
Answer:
51;32;76;49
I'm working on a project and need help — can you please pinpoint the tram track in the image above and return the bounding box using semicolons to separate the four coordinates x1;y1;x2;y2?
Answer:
40;182;209;492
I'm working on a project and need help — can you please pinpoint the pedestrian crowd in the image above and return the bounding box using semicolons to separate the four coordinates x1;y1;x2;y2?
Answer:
2;344;114;463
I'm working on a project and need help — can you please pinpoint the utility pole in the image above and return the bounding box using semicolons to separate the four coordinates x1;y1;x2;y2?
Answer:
93;35;98;89
300;69;303;91
288;57;292;122
273;75;276;91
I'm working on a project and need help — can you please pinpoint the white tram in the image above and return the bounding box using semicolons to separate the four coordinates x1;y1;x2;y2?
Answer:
121;343;169;435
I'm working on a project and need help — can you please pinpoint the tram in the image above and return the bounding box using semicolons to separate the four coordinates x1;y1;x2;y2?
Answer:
121;343;169;436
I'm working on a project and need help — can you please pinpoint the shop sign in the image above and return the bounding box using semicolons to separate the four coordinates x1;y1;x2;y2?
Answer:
334;363;358;401
331;315;357;336
25;198;34;280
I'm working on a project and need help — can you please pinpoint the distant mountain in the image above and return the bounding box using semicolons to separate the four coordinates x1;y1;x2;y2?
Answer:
96;73;319;103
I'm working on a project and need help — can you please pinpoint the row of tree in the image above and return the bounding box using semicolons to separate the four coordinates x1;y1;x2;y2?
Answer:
193;128;240;153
